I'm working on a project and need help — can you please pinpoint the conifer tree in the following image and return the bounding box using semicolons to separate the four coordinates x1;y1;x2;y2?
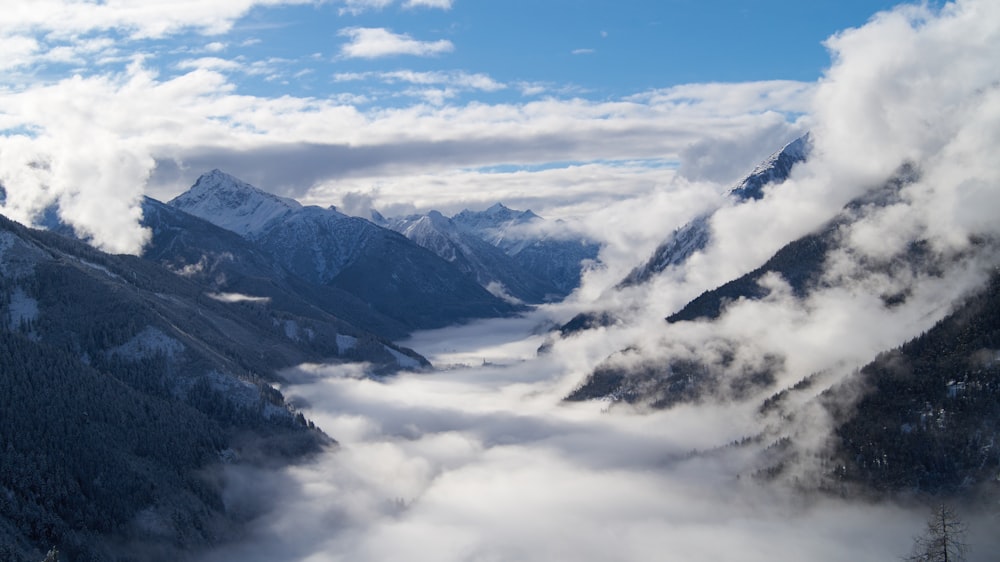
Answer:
904;505;969;562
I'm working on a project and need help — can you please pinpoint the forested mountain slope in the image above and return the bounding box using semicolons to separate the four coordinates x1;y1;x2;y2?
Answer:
0;212;341;560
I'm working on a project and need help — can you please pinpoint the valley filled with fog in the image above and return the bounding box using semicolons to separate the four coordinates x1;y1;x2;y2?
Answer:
197;312;992;562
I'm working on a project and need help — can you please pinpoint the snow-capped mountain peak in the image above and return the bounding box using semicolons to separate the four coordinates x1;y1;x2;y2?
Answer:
728;133;812;201
169;169;302;237
452;202;541;247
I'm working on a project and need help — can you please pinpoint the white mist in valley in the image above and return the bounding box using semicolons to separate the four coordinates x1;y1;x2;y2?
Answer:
198;313;927;562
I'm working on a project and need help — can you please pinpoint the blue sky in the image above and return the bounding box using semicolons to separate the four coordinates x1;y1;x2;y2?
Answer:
0;0;955;254
101;0;907;105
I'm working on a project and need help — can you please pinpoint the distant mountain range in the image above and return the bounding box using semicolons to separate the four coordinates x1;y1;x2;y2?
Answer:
377;203;599;304
169;170;519;333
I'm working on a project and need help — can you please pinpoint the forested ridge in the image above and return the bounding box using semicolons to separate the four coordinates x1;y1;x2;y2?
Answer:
0;213;331;561
827;269;1000;496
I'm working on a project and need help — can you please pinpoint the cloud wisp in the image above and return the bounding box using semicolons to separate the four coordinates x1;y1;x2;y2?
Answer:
338;27;455;59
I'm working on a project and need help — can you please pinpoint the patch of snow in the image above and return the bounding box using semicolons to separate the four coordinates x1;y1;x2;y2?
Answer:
0;230;46;278
133;507;173;539
385;345;422;369
110;326;185;361
337;334;358;353
69;256;122;280
284;319;300;341
7;286;38;328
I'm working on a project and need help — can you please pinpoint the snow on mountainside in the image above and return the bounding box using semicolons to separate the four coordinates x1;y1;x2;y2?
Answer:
141;196;426;360
728;133;811;202
450;203;600;296
169;169;301;237
452;202;542;253
380;209;563;304
168;171;518;331
619;134;812;288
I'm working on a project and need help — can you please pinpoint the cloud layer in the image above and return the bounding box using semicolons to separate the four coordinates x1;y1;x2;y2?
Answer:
197;313;998;562
0;1;815;255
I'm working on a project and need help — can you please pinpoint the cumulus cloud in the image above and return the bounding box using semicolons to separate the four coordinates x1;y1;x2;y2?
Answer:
0;67;159;254
338;27;455;58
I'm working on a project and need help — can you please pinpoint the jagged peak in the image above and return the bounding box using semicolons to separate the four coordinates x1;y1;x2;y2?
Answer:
728;133;812;202
182;170;298;206
454;203;540;224
169;170;302;237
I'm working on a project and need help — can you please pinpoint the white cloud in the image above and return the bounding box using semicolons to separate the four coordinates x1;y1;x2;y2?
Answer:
339;0;395;15
338;27;455;58
404;0;454;9
0;0;322;40
176;57;245;73
339;0;453;14
334;69;505;91
572;48;595;55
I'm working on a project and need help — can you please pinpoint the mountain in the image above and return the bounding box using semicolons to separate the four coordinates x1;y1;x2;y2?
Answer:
0;211;337;561
563;144;1000;499
170;171;518;332
141;197;427;365
379;210;562;304
665;164;917;324
168;169;301;237
567;164;922;406
451;203;600;296
619;134;812;288
748;270;1000;498
824;270;1000;496
452;202;541;250
554;134;812;344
